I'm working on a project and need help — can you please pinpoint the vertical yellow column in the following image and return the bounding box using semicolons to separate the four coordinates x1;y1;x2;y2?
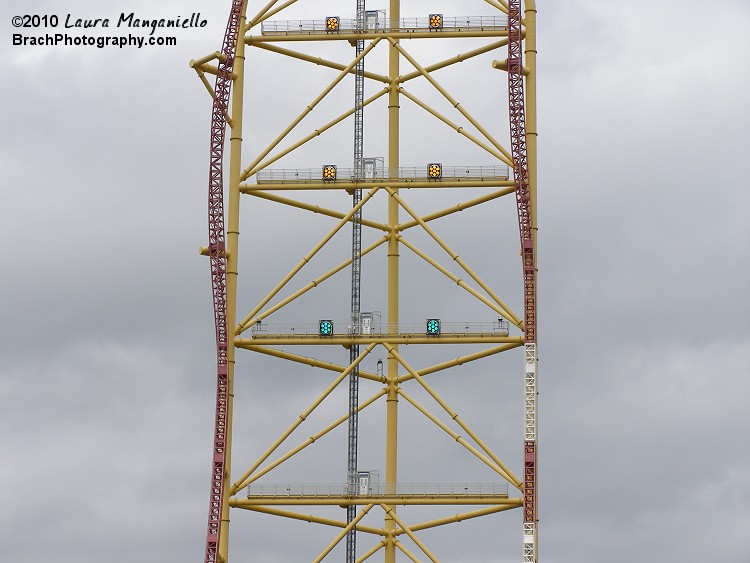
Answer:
385;1;400;561
220;2;248;561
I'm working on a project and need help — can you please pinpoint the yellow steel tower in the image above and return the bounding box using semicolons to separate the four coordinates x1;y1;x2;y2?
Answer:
192;0;538;561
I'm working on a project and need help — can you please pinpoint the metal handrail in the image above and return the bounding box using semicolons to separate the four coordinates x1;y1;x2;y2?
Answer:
247;482;509;497
250;320;510;336
260;16;508;35
256;165;510;183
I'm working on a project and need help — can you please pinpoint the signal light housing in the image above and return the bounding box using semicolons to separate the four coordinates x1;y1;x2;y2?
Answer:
426;319;441;336
326;17;340;31
322;165;337;181
427;163;442;179
429;14;443;29
319;320;334;336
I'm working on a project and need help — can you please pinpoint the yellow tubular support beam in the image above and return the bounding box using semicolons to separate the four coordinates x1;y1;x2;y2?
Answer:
236;236;388;334
233;388;386;492
398;388;514;483
236;336;523;347
247;0;287;29
391;40;514;165
232;505;385;536
398;236;519;325
240;496;518;507
386;188;523;327
384;344;523;489
312;505;375;563
242;345;384;383
484;0;510;14
399;504;521;534
246;30;508;43
398;88;511;166
396;343;521;384
235;187;379;331
398;188;516;231
399;39;508;83
380;505;440;563
240;179;513;191
247;86;389;177
247;0;300;29
191;61;238;79
239;38;381;182
252;42;390;83
242;190;388;231
394;542;421;563
229;344;377;493
190;50;227;67
357;541;387;563
492;58;530;76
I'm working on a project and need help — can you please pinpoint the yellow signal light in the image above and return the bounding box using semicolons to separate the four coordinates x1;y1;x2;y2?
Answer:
322;165;337;180
326;17;340;31
428;163;442;179
429;14;443;29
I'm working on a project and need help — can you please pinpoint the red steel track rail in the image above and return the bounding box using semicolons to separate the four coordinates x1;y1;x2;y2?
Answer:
507;0;537;534
204;1;244;562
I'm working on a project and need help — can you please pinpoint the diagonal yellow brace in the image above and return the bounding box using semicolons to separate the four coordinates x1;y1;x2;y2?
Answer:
394;541;421;562
233;505;385;535
396;343;521;384
398;235;520;326
247;0;300;29
236;187;379;332
253;42;390;83
384;343;522;489
399;40;508;83
397;188;515;231
229;344;378;494
242;190;388;231
398;388;516;484
247;87;389;177
237;388;386;489
397;504;522;534
240;38;381;182
399;88;511;166
312;504;375;563
390;39;514;165
356;540;386;563
380;504;440;563
242;345;385;383
386;187;523;328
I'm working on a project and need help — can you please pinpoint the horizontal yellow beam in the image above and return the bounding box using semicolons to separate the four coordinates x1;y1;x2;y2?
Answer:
236;335;524;347
492;58;530;75
241;180;514;191
189;61;237;80
234;496;520;506
189;50;227;67
199;246;231;257
246;30;508;44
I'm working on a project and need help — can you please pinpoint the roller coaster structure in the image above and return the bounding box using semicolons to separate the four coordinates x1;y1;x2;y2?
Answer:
191;0;538;560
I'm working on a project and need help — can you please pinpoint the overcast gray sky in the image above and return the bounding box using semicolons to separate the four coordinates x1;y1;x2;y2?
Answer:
2;1;749;562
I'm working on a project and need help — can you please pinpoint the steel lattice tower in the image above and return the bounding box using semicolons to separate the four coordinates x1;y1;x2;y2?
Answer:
192;1;539;561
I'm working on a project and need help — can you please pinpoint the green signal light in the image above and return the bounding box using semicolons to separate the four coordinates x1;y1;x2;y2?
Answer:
426;319;441;335
319;320;334;336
